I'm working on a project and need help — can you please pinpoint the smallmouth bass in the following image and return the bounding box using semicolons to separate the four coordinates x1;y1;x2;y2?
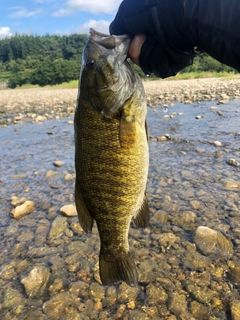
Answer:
74;28;149;286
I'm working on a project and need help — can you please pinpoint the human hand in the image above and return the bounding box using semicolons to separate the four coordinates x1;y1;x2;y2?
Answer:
128;34;146;66
110;0;196;78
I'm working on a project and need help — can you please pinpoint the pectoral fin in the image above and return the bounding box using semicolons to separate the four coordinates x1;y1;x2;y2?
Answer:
75;181;94;233
133;196;149;228
119;113;136;150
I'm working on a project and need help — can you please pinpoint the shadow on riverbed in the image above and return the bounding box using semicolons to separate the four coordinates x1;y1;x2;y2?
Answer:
0;100;240;319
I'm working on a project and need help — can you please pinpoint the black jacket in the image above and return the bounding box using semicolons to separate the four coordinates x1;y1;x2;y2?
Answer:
110;0;240;78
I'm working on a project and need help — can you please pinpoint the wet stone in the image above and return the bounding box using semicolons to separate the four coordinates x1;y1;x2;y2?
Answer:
53;160;64;167
89;282;105;302
10;200;35;219
21;265;51;298
117;282;140;304
227;158;239;167
230;300;240;320
226;267;240;285
3;287;25;310
49;215;68;239
194;226;234;258
10;196;27;207
146;283;168;306
69;281;90;300
60;204;77;217
185;282;216;304
168;291;187;316
42;292;76;320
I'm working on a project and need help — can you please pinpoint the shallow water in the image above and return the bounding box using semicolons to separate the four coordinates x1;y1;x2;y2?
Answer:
0;100;240;319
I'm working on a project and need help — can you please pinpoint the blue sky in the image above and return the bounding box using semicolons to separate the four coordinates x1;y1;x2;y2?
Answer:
0;0;123;38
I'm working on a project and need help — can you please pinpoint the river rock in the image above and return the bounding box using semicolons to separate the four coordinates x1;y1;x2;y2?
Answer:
146;283;168;306
10;200;35;219
222;179;240;189
53;160;64;167
60;204;77;217
230;300;240;320
42;292;76;319
46;170;57;179
117;282;140;304
49;216;68;238
168;291;187;316
21;266;51;298
3;287;25;310
89;283;105;302
213;141;222;147
227;158;239;167
194;226;234;257
11;196;27;207
64;173;75;180
226;267;240;285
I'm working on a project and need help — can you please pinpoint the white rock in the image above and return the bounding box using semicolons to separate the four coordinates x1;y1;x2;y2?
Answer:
60;204;77;217
195;226;233;257
53;161;64;167
213;141;222;147
10;200;35;219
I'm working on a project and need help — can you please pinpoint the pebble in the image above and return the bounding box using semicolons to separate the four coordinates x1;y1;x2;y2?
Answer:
60;204;78;217
49;216;68;239
194;226;234;257
21;266;51;298
230;300;240;320
10;200;35;219
227;158;239;166
213;141;222;147
46;170;58;178
53;160;64;167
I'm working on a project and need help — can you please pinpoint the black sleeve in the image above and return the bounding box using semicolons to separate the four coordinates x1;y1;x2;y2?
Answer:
185;0;240;72
110;0;197;78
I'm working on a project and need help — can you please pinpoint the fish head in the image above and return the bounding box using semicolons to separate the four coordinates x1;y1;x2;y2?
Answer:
80;28;135;118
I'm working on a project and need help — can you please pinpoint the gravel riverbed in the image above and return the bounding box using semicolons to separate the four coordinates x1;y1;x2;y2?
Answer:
0;78;240;319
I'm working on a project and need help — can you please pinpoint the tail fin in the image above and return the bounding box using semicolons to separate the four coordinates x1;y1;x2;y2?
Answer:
99;251;138;286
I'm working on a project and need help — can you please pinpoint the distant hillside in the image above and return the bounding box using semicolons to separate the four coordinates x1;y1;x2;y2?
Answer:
0;34;237;88
0;34;88;88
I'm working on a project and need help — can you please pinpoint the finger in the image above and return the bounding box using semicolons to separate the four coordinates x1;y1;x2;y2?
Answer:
128;34;146;66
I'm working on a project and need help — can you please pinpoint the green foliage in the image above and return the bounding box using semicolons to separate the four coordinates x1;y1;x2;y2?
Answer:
0;34;238;88
0;33;87;88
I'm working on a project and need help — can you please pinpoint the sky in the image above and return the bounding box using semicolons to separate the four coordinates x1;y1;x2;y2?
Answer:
0;0;123;39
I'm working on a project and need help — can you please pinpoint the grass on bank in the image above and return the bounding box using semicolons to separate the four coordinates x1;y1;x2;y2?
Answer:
2;72;240;90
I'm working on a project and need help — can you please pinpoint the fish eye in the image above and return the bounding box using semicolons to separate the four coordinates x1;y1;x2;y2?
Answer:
85;60;95;68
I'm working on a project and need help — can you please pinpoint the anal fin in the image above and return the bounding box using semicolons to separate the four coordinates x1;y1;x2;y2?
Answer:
133;196;149;228
75;181;94;233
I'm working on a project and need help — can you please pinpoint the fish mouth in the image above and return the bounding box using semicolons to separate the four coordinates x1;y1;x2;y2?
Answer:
89;28;130;49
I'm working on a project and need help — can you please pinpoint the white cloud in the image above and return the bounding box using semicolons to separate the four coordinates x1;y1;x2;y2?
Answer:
77;19;110;34
53;0;122;16
8;7;42;19
0;27;12;39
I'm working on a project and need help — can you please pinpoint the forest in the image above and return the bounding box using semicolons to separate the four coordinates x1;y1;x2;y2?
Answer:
0;34;237;88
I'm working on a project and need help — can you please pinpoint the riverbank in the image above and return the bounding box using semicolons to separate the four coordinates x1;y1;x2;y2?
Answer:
1;78;240;118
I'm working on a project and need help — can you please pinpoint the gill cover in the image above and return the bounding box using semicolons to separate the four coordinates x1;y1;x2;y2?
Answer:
81;28;135;118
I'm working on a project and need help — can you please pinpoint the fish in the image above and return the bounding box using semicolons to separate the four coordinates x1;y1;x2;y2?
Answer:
74;28;149;286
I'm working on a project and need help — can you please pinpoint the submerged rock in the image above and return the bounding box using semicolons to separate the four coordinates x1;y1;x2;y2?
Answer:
194;226;233;258
60;204;77;217
21;266;51;298
230;300;240;320
10;200;35;219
